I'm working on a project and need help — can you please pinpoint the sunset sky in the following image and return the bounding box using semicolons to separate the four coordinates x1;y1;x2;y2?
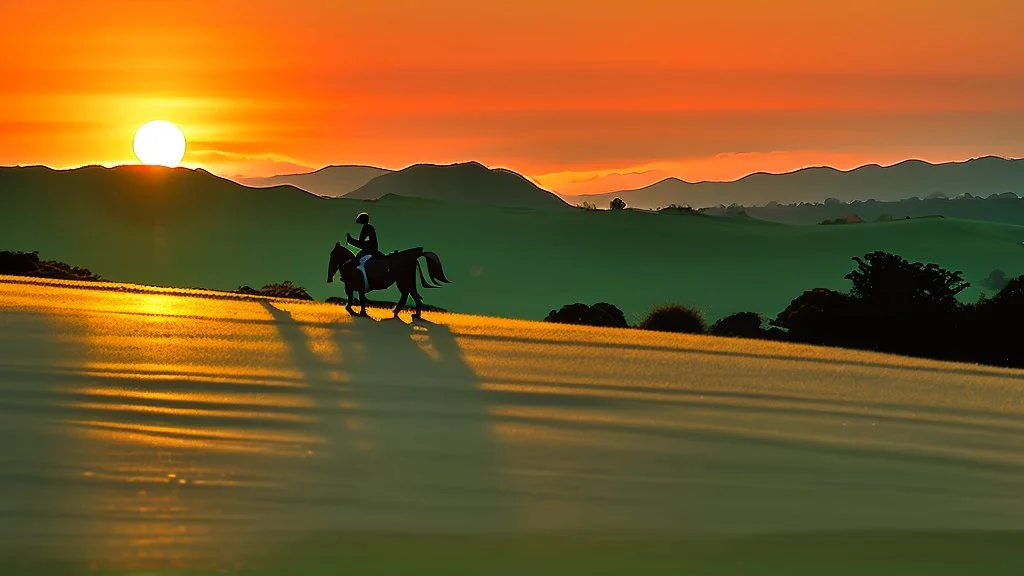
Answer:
2;0;1022;195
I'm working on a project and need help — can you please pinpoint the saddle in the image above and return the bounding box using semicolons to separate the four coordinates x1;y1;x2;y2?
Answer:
343;252;389;291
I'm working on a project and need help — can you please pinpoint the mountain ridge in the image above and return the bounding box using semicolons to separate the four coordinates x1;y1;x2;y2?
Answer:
570;156;1024;209
235;165;392;197
343;161;573;211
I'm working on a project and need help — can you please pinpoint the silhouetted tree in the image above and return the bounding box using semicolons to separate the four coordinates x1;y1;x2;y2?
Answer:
638;304;706;334
774;251;972;359
711;312;767;339
845;251;968;313
545;302;629;328
980;269;1010;292
610;197;627;210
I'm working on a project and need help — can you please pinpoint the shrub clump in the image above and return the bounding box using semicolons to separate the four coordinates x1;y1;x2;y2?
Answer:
237;281;313;300
0;250;101;281
710;311;768;339
637;304;706;334
980;269;1010;292
544;302;629;328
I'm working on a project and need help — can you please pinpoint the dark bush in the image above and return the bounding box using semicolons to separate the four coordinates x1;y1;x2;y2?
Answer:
590;302;628;327
772;252;976;360
544;302;629;328
658;204;704;216
965;276;1024;367
637;304;706;334
237;281;313;300
772;288;864;348
610;197;627;210
711;312;767;339
980;269;1010;292
0;250;39;274
0;250;101;281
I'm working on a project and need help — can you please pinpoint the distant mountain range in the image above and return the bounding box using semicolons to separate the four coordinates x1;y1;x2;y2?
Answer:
699;192;1024;226
235;165;392;197
568;156;1024;209
342;161;572;211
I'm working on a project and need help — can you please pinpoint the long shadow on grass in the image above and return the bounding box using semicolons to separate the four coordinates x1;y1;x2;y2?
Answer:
336;314;512;533
260;303;511;537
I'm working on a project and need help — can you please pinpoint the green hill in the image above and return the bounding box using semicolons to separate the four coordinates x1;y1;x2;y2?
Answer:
2;165;1022;323
343;161;573;211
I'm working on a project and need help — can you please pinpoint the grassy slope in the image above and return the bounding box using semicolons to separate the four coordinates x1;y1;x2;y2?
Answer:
2;165;1022;323
3;279;1024;574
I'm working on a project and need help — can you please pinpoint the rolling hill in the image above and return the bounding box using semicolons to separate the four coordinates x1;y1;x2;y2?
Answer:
2;165;1023;324
235;164;391;197
2;278;1024;573
343;161;573;210
571;156;1024;210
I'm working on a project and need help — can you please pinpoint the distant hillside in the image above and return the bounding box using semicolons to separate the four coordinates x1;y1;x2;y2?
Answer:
3;164;1022;324
571;156;1024;209
344;161;573;211
235;165;392;197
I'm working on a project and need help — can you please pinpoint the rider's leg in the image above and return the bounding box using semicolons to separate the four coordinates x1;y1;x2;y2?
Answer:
356;254;372;293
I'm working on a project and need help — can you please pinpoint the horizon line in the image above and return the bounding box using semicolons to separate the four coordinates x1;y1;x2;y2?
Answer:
4;153;1021;196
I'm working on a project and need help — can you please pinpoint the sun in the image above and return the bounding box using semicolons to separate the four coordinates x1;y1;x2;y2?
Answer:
133;120;187;167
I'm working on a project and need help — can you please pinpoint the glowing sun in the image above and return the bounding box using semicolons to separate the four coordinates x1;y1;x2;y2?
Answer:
133;120;186;167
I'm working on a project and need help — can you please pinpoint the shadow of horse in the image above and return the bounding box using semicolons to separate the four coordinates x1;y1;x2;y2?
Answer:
335;314;512;532
326;244;450;318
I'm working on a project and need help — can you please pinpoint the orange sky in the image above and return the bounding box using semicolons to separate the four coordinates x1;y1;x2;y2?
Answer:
2;0;1022;195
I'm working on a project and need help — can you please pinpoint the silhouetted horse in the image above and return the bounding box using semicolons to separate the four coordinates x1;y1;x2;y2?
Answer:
327;243;450;317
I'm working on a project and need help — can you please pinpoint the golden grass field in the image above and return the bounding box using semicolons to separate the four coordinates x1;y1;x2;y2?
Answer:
2;276;1024;575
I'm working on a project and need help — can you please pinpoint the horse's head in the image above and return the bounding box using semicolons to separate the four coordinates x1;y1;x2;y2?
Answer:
327;241;355;283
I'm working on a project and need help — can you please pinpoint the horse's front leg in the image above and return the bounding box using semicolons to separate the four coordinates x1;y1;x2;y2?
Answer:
394;289;409;317
345;286;356;315
359;290;369;316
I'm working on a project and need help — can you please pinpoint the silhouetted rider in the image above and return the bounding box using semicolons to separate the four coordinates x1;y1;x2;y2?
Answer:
346;212;383;291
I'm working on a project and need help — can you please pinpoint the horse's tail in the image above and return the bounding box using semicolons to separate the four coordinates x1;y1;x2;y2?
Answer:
417;261;438;289
421;251;451;285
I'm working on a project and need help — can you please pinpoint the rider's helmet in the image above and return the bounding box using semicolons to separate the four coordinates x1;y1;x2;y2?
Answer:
355;212;370;224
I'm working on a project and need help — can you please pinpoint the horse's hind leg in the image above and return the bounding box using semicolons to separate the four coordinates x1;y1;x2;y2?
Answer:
410;282;424;319
359;291;369;316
